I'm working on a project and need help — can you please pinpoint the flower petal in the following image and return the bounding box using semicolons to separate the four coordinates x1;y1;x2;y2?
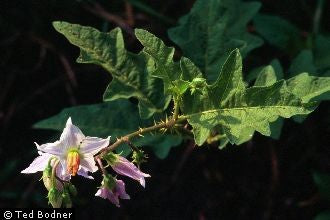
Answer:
77;167;94;179
111;156;151;187
36;141;64;156
56;159;71;181
80;154;98;173
95;188;120;207
95;188;108;199
59;117;85;149
80;136;110;155
115;180;130;200
21;152;54;174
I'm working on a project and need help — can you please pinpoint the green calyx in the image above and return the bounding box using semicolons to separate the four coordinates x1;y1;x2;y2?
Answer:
42;158;56;191
103;174;116;190
103;152;119;166
47;187;62;208
42;167;52;191
132;149;148;167
43;164;52;178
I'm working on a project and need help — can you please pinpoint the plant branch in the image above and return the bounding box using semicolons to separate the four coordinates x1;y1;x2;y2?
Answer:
96;157;107;175
173;97;180;121
98;116;186;157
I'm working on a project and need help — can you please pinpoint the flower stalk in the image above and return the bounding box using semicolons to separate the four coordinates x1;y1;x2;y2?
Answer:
96;156;107;175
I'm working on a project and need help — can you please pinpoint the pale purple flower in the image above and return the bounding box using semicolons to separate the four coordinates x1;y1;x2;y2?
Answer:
21;117;110;180
106;153;151;187
95;178;130;207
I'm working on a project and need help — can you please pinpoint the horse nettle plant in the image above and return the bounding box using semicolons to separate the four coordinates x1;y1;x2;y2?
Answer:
22;0;330;208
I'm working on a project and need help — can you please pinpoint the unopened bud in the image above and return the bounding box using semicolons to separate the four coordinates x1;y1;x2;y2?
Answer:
47;187;62;208
42;165;52;191
132;149;148;166
103;152;118;166
42;164;63;191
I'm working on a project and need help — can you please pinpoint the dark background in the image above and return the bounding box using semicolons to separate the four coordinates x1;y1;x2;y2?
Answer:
1;0;330;219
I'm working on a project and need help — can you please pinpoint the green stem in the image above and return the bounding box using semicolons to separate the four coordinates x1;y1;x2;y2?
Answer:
96;96;187;158
207;134;226;144
173;97;180;121
313;0;324;35
99;117;186;157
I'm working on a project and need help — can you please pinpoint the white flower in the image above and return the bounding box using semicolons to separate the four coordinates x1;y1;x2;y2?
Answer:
21;117;110;180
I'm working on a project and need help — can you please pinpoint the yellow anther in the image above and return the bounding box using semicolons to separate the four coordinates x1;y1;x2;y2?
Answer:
67;151;80;176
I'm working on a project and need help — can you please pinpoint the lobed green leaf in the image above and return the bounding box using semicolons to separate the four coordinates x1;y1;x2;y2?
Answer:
52;21;170;119
168;0;263;82
180;49;317;145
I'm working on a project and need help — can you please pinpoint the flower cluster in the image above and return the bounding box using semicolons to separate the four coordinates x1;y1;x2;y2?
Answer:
21;117;150;207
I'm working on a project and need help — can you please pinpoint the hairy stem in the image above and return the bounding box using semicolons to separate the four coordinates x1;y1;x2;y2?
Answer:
173;97;180;121
98;116;185;157
96;157;107;175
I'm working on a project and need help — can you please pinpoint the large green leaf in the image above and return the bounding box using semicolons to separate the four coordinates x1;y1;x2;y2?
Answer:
287;73;330;103
289;50;317;77
180;49;316;145
252;65;284;140
52;21;170;119
249;63;286;140
34;100;182;159
246;59;283;84
253;14;303;53
135;29;202;96
253;65;277;87
285;45;330;123
168;0;263;82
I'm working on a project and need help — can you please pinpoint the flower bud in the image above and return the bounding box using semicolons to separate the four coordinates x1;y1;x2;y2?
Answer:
105;153;151;187
42;164;63;191
131;149;147;167
42;165;52;191
47;187;62;208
